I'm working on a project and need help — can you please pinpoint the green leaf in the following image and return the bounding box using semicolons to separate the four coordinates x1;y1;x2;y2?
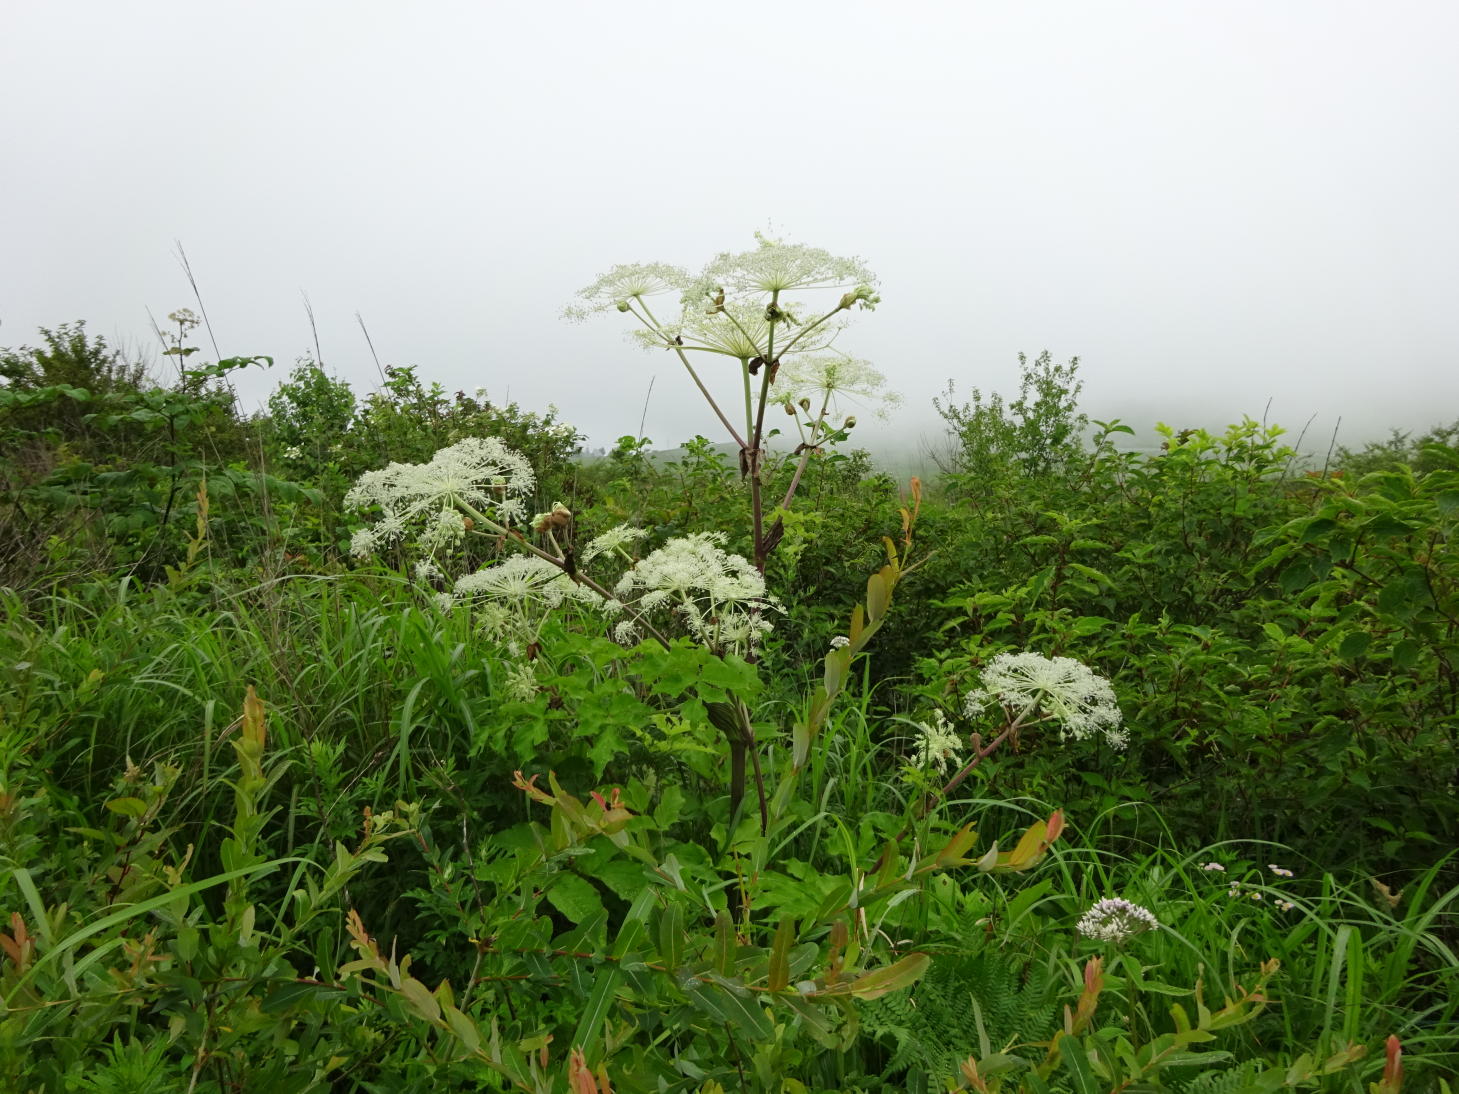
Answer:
545;873;604;924
767;916;795;992
1390;638;1421;670
822;952;931;1000
5;859;293;1005
444;1003;482;1054
261;980;345;1013
1057;1034;1100;1094
684;977;775;1041
866;572;890;623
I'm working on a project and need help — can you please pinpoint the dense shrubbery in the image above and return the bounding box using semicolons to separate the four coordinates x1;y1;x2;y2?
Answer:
2;244;1456;1091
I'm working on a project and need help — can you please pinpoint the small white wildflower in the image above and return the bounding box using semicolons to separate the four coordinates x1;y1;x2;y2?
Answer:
830;635;851;650
1268;864;1294;878
1249;891;1264;901
582;524;648;563
415;558;444;584
1076;898;1159;944
1275;899;1296;912
473;386;488;398
612;620;641;645
962;652;1126;748
1199;862;1227;872
910;711;964;774
283;445;303;460
432;592;455;613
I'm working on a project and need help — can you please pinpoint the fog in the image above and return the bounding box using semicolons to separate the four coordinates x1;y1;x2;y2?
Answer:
4;1;1456;458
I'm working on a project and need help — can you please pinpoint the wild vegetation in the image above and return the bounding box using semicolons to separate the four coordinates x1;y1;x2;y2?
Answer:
1;238;1455;1093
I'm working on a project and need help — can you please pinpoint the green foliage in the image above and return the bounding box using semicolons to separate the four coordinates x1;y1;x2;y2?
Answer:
0;321;280;583
1336;420;1459;477
910;414;1457;873
2;303;1450;1091
935;351;1088;486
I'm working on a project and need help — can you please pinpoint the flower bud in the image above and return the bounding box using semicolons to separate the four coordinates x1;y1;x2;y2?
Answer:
616;301;631;313
844;416;857;429
838;285;881;311
532;503;573;534
783;400;797;416
799;397;811;411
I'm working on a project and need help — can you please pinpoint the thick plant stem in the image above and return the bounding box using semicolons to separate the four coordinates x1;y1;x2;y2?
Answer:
749;294;779;571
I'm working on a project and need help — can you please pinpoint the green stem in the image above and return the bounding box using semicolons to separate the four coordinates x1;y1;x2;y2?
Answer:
741;358;754;445
778;390;833;512
633;299;746;450
749;293;780;570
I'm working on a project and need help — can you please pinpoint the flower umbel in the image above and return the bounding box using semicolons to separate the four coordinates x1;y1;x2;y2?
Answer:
777;353;902;420
582;524;648;563
564;262;689;321
453;555;602;611
910;710;964;774
1076;898;1159;944
614;532;781;655
345;437;534;555
696;232;876;299
962;652;1127;748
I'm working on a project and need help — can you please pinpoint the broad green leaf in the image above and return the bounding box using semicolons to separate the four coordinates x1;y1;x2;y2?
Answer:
546;873;604;925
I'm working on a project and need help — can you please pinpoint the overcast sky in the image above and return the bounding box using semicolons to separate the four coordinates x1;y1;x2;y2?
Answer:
3;1;1456;456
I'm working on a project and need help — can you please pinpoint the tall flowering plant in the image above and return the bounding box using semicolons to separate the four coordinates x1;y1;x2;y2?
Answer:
566;233;899;570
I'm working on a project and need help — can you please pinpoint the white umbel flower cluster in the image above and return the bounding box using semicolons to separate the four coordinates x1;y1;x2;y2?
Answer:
452;555;603;611
634;299;846;360
910;710;964;774
345;438;534;556
1076;898;1159;944
614;532;780;654
562;262;690;321
570;235;886;407
777;354;902;419
963;652;1127;749
582;524;648;564
696;232;876;298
